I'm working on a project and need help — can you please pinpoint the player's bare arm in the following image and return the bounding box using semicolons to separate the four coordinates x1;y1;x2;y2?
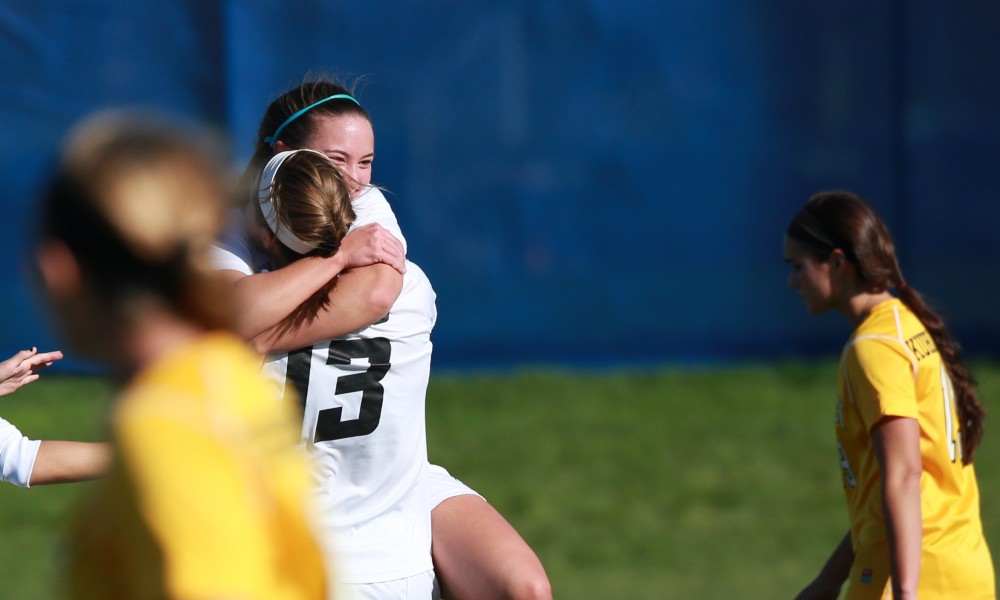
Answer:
225;223;405;343
30;441;111;485
873;416;923;600
250;262;403;354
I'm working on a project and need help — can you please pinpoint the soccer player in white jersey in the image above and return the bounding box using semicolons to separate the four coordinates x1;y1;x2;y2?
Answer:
212;79;550;600
238;148;437;597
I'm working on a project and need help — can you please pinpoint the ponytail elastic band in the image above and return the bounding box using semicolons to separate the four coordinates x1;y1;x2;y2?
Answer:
263;94;361;149
257;149;328;254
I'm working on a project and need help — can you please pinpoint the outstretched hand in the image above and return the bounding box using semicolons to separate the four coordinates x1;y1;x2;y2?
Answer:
0;347;64;397
339;223;406;274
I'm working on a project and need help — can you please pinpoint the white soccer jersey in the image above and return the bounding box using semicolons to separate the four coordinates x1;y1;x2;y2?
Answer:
263;260;437;584
208;183;478;583
209;185;408;274
1;416;40;487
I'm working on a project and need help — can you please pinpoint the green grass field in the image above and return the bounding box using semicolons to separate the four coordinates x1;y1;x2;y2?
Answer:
3;361;999;598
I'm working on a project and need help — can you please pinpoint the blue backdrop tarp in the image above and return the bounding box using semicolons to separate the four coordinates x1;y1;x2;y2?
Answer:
2;1;998;369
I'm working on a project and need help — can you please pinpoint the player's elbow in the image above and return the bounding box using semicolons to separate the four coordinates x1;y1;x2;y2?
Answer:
882;462;923;501
247;334;274;357
502;573;553;600
232;319;263;345
364;267;402;320
365;284;397;321
248;338;267;356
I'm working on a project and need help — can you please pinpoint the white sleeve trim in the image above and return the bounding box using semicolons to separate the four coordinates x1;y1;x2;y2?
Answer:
0;417;41;487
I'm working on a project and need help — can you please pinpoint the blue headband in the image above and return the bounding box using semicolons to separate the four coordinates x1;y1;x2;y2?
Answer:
263;93;361;148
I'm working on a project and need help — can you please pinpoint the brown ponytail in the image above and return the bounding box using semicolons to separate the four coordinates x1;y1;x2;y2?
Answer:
787;191;985;463
895;283;984;462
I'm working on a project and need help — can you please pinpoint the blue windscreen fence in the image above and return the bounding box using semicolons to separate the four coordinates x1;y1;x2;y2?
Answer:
1;1;998;370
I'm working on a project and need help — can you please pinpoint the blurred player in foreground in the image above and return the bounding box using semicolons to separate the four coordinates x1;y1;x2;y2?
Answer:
34;112;329;600
786;191;994;600
1;347;110;486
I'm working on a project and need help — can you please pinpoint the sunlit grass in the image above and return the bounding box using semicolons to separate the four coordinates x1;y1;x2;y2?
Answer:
2;362;999;598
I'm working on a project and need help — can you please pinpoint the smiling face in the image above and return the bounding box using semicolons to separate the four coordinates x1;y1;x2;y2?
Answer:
784;235;838;315
297;114;375;197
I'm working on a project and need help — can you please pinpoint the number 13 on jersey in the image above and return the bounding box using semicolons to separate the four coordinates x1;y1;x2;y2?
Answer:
283;338;392;442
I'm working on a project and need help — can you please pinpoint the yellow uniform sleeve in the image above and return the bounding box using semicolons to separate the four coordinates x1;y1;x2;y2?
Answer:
847;338;920;432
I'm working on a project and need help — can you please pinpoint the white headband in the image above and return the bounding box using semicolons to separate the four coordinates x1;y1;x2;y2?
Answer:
257;149;329;255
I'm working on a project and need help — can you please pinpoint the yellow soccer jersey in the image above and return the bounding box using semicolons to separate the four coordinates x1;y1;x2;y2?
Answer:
68;332;328;600
835;298;994;599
